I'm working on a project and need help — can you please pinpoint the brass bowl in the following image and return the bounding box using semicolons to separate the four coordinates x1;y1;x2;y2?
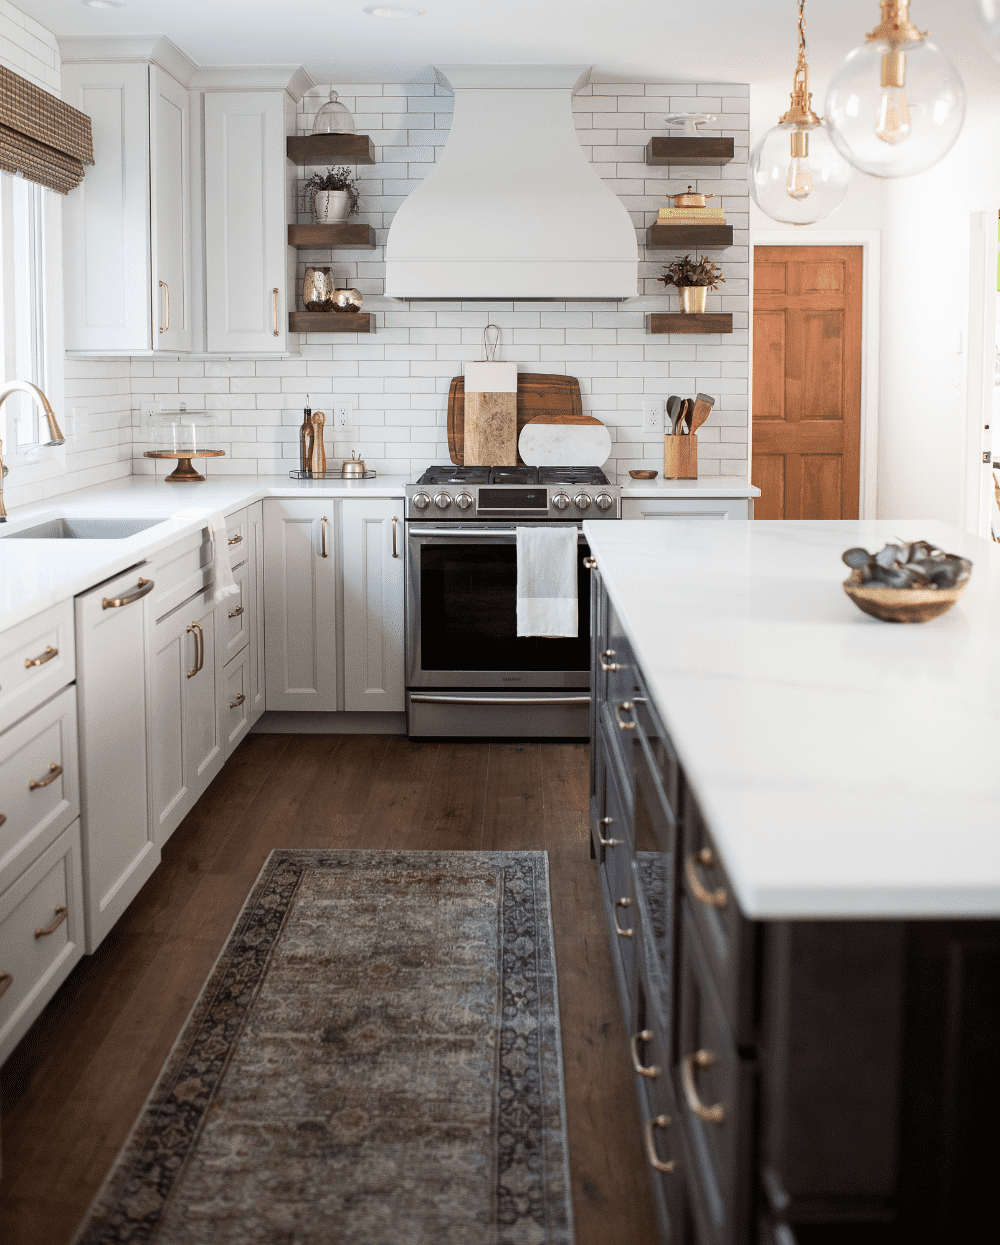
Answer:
629;469;658;480
842;570;968;623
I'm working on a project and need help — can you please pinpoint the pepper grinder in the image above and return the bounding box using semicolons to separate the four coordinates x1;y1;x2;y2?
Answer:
310;409;327;475
299;399;315;477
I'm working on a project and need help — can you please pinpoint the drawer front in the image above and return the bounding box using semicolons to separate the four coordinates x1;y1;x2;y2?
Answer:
633;678;680;828
622;498;751;521
225;507;249;569
634;1052;689;1245
0;685;79;891
675;902;754;1245
632;881;674;1109
223;647;251;758
601;751;637;995
149;529;213;621
0;819;85;1064
633;852;674;1048
222;560;251;661
683;799;755;1045
0;599;75;735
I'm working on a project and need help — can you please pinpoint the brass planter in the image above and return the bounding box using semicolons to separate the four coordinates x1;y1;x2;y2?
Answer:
678;286;708;314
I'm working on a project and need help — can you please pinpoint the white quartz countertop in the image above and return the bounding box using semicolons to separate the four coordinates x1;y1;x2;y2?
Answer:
583;518;1000;920
614;475;760;499
0;474;407;632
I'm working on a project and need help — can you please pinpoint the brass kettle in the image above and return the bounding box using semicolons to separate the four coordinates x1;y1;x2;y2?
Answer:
671;185;714;208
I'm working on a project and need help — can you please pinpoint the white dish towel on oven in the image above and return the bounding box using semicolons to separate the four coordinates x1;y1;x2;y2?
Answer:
516;525;578;638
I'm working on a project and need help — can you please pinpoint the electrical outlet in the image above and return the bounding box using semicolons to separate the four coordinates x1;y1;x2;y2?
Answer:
70;405;93;436
642;398;665;434
334;402;353;431
141;402;162;432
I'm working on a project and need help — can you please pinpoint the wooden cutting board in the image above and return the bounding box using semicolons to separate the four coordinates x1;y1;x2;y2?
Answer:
447;373;583;465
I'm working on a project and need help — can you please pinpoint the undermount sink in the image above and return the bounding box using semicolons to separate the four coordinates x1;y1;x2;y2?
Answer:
2;517;166;540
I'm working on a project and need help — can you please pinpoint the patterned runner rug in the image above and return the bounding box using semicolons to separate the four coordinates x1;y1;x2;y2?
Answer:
73;850;574;1245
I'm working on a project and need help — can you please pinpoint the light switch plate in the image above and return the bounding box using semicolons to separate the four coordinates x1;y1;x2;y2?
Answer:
642;398;665;434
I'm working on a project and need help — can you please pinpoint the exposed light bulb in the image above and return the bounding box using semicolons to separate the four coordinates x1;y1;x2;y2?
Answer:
875;86;911;145
786;157;815;200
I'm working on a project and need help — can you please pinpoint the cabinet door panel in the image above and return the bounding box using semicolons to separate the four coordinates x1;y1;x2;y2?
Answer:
149;65;192;351
342;501;405;712
186;602;223;784
223;648;251;758
150;610;188;844
248;502;265;724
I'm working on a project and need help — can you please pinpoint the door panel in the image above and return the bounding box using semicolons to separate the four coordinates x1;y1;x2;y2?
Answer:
150;66;191;351
752;246;862;519
341;502;405;712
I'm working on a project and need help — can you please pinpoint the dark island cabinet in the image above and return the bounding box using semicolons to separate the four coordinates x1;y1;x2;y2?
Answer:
588;572;1000;1244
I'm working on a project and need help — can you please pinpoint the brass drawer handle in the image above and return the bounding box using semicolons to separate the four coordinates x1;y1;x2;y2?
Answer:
682;1049;725;1124
631;1030;660;1079
0;971;11;1000
228;605;244;618
598;816;620;847
272;287;280;337
228;533;243;546
615;701;636;731
644;1115;677;1174
392;515;399;558
29;762;62;790
186;622;204;678
25;645;58;668
159;279;169;333
321;515;329;558
600;648;620;672
613;897;633;939
35;905;67;938
583;556;597;569
685;847;728;909
230;693;246;708
102;577;153;609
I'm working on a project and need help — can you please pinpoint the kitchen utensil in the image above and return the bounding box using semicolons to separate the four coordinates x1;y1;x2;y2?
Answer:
689;393;715;434
340;451;366;478
671;185;715;208
464;325;518;466
678;398;693;434
447;373;584;464
666;395;683;436
629;469;658;479
518;414;611;467
310;411;327;475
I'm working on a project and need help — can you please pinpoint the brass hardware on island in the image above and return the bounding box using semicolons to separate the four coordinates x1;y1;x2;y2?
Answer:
0;971;12;1000
392;516;399;558
613;897;633;939
598;816;620;847
682;1049;726;1124
228;533;243;546
321;516;329;559
600;648;620;672
28;762;62;791
583;556;597;569
25;645;58;668
645;1116;677;1174
615;701;636;731
228;605;244;619
34;905;67;938
686;847;729;909
631;1030;660;1078
186;623;204;679
230;693;246;708
102;578;153;610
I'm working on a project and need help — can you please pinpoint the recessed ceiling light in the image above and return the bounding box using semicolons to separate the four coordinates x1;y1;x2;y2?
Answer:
82;1;125;8
363;4;427;16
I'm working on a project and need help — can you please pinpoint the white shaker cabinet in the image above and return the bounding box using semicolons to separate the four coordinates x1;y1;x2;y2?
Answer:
341;501;405;713
204;91;296;353
621;497;753;520
62;62;192;353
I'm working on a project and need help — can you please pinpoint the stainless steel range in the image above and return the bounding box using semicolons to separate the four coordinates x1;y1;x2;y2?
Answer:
405;465;621;738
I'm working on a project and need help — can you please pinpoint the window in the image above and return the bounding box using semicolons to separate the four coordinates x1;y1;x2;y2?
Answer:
0;170;47;451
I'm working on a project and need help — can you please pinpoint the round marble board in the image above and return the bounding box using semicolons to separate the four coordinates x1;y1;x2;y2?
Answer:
517;414;612;467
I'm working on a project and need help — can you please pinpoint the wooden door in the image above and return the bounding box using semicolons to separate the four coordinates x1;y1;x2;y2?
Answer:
752;247;863;519
341;500;405;712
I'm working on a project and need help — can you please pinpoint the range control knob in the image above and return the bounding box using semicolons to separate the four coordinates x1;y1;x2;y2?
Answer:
412;491;431;511
595;492;614;512
573;492;593;511
434;491;453;510
551;492;570;511
455;492;475;511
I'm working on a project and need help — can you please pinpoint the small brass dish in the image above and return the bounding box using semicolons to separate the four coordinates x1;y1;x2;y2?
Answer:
842;570;967;623
629;469;658;480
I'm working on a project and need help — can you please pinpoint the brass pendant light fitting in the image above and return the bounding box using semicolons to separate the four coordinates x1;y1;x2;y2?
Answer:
866;0;927;91
778;0;820;163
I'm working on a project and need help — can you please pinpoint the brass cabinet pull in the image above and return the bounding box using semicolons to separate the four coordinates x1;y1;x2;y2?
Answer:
102;577;153;610
613;897;633;939
228;533;243;546
631;1030;660;1079
159;279;169;333
685;847;728;909
272;287;280;337
28;762;62;791
598;816;620;847
230;693;246;708
681;1049;725;1124
228;605;244;619
186;624;198;678
186;622;204;678
0;971;12;1000
583;556;597;569
600;648;620;672
195;623;204;674
392;515;399;558
321;515;329;558
644;1115;677;1174
25;645;58;668
615;701;636;731
35;905;67;938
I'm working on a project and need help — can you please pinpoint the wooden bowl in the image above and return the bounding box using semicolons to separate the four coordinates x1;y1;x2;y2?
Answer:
842;571;967;623
629;469;658;480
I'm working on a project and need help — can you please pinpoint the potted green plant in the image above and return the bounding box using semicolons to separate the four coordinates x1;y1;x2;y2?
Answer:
303;166;360;224
658;254;725;313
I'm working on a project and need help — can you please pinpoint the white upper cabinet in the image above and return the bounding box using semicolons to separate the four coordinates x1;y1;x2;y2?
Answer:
62;62;192;353
204;91;295;353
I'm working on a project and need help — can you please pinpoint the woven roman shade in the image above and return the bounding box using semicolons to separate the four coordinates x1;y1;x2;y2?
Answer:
0;64;94;194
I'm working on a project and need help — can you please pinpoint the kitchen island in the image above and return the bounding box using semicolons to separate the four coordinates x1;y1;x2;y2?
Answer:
582;518;1000;1244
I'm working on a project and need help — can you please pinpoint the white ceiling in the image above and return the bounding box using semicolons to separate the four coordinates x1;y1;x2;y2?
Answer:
20;0;1000;97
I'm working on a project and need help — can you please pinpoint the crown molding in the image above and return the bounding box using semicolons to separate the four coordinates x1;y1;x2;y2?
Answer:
189;65;315;100
57;35;198;86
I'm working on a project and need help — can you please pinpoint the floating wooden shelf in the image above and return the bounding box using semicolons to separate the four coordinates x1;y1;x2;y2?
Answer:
289;312;374;334
645;136;735;166
647;313;733;335
647;224;733;249
287;223;376;249
286;133;376;165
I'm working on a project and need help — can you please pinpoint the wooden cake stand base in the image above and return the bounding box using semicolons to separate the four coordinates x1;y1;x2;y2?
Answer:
144;450;226;482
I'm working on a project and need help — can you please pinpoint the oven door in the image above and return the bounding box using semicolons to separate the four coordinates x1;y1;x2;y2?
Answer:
406;522;592;690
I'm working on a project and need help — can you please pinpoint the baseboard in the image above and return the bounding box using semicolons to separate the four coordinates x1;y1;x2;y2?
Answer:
251;711;407;735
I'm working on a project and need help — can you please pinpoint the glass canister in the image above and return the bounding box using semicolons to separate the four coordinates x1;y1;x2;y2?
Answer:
153;408;220;454
312;89;356;135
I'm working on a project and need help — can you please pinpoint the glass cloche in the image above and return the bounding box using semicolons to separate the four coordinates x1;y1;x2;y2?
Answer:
153;407;219;454
312;90;356;136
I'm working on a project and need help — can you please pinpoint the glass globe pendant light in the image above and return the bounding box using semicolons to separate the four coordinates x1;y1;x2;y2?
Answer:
824;0;964;178
975;0;1000;64
749;0;851;225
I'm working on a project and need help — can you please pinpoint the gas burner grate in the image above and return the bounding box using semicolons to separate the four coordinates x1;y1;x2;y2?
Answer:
538;467;612;486
417;465;490;485
489;466;538;484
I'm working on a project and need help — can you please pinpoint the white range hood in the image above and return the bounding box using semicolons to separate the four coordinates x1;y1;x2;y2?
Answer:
384;65;638;301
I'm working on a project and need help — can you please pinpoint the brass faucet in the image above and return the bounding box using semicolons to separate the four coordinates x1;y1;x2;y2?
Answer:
0;381;65;523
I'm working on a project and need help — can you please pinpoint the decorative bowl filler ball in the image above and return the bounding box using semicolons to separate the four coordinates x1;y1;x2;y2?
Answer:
841;540;972;623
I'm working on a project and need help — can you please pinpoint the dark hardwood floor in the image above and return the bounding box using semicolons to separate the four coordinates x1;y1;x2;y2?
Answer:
0;733;657;1243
